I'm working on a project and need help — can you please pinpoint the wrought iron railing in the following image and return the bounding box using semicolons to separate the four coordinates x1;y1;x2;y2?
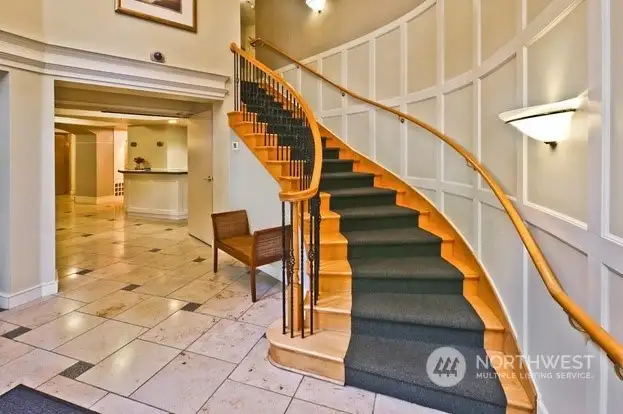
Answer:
231;43;322;338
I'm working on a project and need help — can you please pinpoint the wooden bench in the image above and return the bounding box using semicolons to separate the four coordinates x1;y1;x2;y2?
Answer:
212;210;290;302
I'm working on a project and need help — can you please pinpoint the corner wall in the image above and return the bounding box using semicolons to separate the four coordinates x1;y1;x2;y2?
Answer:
275;0;622;413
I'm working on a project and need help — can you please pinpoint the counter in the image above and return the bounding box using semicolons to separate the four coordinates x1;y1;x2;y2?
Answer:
119;169;188;220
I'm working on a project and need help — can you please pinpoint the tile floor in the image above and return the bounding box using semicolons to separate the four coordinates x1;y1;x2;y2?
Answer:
0;198;442;414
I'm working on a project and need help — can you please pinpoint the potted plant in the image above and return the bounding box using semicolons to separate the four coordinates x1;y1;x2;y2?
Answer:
134;157;146;170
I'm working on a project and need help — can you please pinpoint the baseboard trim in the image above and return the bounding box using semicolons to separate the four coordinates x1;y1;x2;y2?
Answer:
0;280;58;309
74;195;122;205
126;208;188;221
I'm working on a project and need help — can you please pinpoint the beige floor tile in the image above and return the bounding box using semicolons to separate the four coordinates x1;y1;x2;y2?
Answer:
294;377;375;414
91;393;167;414
56;266;86;278
110;265;171;285
373;394;446;414
196;289;254;319
159;244;203;257
0;337;34;367
134;276;192;296
287;399;346;414
62;280;127;303
0;348;76;394
38;376;108;408
88;262;139;279
168;279;229;303
226;272;278;298
0;321;20;336
126;236;179;249
199;379;291;414
151;253;197;271
56;246;85;259
0;296;54;321
114;296;187;328
79;291;150;318
55;320;144;364
187;319;264;363
57;252;98;267
132;352;235;414
204;267;247;285
140;310;219;349
1;296;84;328
58;273;97;293
78;339;179;396
74;254;120;270
172;261;214;280
16;312;105;350
262;284;283;300
239;297;282;327
229;339;303;396
124;252;162;266
108;245;150;260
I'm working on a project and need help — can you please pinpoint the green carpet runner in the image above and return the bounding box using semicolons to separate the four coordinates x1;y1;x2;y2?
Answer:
241;81;508;414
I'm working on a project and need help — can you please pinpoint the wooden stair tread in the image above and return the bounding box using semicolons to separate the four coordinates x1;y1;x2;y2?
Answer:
319;260;352;275
267;320;349;363
309;293;351;314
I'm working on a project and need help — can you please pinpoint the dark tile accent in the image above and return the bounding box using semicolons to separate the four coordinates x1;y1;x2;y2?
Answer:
59;361;95;380
192;257;206;263
76;269;93;275
84;214;93;217
81;234;93;238
149;248;162;253
0;308;6;312
112;241;123;245
56;228;66;231
165;228;174;231
181;302;202;312
108;219;115;222
2;326;31;339
134;224;143;227
64;211;72;213
122;284;141;292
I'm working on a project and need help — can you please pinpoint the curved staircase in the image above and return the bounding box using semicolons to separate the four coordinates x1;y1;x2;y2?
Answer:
229;74;535;413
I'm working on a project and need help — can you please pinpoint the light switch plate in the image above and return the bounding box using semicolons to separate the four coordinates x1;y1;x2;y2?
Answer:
232;141;240;151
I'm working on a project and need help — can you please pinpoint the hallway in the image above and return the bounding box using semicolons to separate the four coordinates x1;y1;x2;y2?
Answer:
0;199;437;413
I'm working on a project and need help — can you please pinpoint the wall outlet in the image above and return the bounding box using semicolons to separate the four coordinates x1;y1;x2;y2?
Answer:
232;141;240;151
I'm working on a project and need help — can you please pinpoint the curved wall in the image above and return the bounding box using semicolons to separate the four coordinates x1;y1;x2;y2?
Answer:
276;0;622;413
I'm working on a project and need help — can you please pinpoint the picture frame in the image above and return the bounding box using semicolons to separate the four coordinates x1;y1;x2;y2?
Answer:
115;0;197;32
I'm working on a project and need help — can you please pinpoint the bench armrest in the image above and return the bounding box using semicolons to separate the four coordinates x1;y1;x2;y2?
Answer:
253;225;291;264
212;210;250;241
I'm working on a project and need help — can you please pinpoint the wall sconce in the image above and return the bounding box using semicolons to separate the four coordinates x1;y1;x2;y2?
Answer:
306;0;326;12
499;96;583;149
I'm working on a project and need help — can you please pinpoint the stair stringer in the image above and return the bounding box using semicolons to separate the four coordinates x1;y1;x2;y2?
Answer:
319;123;537;412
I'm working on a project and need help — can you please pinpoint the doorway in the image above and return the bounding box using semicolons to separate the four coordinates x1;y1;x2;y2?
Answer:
54;134;71;196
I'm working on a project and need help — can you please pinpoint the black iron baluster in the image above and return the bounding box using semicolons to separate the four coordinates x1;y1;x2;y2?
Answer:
308;197;314;336
234;53;238;112
281;201;287;335
288;202;295;338
314;194;321;303
299;200;305;339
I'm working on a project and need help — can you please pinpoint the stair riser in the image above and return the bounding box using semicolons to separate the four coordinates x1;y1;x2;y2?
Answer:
319;243;348;260
270;343;345;383
304;217;340;233
352;318;485;349
328;194;397;210
318;274;351;293
320;177;375;191
339;215;419;233
306;310;350;333
352;278;464;295
323;162;355;173
323;149;340;159
346;242;441;259
255;147;291;162
345;369;508;414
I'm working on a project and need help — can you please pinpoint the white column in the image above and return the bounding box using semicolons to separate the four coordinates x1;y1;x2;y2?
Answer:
0;68;56;308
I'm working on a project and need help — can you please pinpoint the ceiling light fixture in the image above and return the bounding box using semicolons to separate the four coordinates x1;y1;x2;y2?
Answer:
168;119;178;124
499;96;583;149
306;0;326;12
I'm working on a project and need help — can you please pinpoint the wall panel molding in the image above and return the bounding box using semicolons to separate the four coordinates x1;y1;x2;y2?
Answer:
277;0;621;412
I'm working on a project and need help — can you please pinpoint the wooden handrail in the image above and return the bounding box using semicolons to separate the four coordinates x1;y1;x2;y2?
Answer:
251;37;623;373
230;42;323;203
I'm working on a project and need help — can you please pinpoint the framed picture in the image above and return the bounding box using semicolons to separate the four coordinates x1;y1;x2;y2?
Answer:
115;0;197;32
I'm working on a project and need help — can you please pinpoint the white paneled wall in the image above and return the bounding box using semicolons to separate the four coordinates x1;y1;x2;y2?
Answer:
277;0;622;412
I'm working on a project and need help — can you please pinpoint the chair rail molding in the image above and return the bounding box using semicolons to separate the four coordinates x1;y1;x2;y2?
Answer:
0;29;230;100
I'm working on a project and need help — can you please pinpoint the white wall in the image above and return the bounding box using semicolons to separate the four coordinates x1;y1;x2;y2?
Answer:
277;0;622;413
127;125;188;170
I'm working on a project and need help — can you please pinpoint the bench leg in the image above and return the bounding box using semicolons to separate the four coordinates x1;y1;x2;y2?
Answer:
250;266;257;302
213;245;218;273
